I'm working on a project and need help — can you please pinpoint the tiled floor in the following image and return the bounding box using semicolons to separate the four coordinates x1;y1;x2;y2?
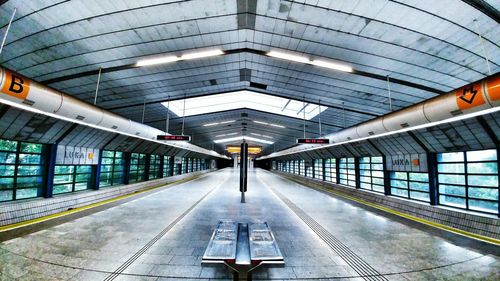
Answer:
0;168;498;280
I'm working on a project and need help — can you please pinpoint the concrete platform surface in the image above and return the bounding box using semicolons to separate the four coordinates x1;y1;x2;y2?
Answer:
0;168;498;280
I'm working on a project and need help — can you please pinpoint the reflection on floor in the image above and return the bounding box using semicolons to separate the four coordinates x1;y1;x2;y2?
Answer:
0;168;498;280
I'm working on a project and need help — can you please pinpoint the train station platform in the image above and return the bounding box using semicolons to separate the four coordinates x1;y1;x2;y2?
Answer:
0;168;498;281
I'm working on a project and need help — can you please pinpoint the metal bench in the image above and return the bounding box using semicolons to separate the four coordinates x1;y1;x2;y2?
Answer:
202;220;284;281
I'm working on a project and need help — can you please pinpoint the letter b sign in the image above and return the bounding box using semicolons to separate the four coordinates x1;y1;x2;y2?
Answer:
1;70;30;100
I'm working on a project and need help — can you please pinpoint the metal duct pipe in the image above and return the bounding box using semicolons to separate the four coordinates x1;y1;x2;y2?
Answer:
0;67;227;159
260;73;500;159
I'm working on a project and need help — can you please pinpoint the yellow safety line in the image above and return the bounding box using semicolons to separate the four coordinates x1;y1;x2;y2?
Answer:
282;176;500;246
0;176;198;233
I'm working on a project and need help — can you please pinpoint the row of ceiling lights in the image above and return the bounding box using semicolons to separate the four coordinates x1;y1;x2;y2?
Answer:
203;120;236;127
136;48;350;146
214;135;274;145
135;48;353;73
202;120;286;129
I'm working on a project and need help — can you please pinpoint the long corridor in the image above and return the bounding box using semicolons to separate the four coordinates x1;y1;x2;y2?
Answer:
0;168;498;281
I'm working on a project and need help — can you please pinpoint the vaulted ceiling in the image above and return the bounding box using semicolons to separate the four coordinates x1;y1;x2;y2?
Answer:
0;0;498;155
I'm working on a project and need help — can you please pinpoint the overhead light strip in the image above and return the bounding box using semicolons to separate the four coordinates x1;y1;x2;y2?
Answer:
0;98;228;159
214;136;274;144
136;49;224;67
203;120;236;127
253;120;285;128
267;50;353;73
260;106;500;159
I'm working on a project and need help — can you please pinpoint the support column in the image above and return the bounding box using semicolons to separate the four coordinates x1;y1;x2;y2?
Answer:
382;155;391;195
240;142;248;203
159;155;164;178
354;157;361;189
428;153;439;206
93;149;103;190
43;144;57;198
123;152;131;185
144;154;151;181
169;156;175;176
335;158;340;184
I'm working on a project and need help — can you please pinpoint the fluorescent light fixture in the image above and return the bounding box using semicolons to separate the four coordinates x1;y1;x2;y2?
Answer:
203;122;219;127
268;50;310;64
251;133;273;139
311;59;353;72
136;56;178;67
215;132;238;138
203;120;236;127
267;49;353;73
253;120;285;128
214;136;274;144
180;49;223;60
259;106;500;159
136;49;223;67
269;123;285;128
162;90;325;120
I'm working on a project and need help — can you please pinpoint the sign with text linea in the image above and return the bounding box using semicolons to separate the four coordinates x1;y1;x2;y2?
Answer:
296;138;330;144
157;135;191;141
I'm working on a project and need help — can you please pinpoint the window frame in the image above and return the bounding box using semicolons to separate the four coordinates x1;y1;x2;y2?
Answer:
0;139;44;202
53;165;93;194
437;149;499;215
359;156;385;193
99;150;124;187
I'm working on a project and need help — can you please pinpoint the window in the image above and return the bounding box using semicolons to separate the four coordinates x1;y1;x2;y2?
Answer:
390;172;430;202
293;160;299;175
129;153;146;183
193;159;199;171
299;160;305;176
149;155;161;179
0;140;44;202
162;90;326;120
163;156;171;177
359;156;385;193
305;161;313;178
278;161;282;171
325;158;336;183
339;158;356;187
437;149;498;214
54;165;93;194
314;159;323;180
181;158;187;174
188;158;193;173
100;151;124;187
173;164;180;175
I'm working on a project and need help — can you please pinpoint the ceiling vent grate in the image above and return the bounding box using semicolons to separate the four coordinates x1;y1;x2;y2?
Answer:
400;123;410;128
76;115;85;120
249;82;267;90
450;109;463;116
209;79;217;85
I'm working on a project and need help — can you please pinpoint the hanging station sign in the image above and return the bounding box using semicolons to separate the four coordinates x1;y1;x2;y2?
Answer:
296;138;330;144
56;146;99;165
157;135;191;141
386;153;427;172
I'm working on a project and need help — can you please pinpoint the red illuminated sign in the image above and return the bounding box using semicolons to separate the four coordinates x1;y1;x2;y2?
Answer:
296;138;330;144
157;135;191;141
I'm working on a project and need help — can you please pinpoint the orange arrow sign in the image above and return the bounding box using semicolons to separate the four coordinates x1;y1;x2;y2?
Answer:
456;81;485;110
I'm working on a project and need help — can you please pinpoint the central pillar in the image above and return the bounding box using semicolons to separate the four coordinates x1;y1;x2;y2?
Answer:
239;142;248;203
